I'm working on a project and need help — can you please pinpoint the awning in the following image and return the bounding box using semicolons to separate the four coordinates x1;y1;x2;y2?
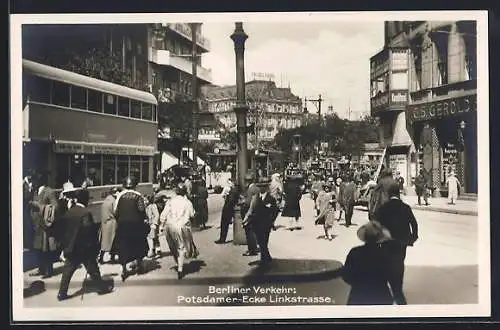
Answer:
161;151;179;171
53;140;156;156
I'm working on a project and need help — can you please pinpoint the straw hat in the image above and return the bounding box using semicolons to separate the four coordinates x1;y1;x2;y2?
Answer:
357;221;392;244
255;176;271;187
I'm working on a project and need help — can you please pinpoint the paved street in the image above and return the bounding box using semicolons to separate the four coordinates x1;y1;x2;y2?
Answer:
23;194;478;307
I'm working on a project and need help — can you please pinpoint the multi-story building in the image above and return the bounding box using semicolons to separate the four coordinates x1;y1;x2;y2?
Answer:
370;21;477;196
202;80;304;146
148;23;215;167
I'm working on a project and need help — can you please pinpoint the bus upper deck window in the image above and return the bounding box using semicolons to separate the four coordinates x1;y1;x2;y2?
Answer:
104;94;116;115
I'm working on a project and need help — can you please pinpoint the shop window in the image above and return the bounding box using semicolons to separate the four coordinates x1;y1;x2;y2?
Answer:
117;156;130;184
55;154;70;189
104;94;117;115
130;156;141;182
131;100;142;119
118;96;130;117
52;81;70;107
86;154;102;186
103;155;117;185
71;85;87;110
69;154;86;187
24;74;51;104
88;89;102;112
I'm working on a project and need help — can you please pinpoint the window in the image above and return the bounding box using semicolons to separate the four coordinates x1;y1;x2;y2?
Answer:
71;85;87;110
103;155;116;185
130;156;141;182
131;100;142;119
118;96;130;117
88;89;102;112
70;154;86;187
142;103;153;121
52;81;70;107
104;94;116;115
86;155;102;186
55;154;70;188
24;75;51;104
117;156;129;184
465;54;476;80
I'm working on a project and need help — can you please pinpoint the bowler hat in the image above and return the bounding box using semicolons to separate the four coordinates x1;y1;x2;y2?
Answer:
357;221;392;244
255;176;271;186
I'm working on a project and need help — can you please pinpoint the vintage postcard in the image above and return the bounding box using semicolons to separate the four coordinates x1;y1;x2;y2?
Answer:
10;11;490;321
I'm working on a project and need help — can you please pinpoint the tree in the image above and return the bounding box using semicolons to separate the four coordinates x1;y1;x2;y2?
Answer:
273;113;378;161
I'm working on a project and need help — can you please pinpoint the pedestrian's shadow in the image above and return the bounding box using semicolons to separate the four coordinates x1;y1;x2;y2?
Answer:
68;278;116;301
339;222;358;227
273;225;286;230
183;260;207;276
23;280;46;298
316;235;338;240
140;259;161;274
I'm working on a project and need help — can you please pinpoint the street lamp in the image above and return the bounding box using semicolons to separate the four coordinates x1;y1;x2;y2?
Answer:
304;94;323;153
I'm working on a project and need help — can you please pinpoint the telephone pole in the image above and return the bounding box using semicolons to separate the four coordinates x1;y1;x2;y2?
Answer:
304;94;323;153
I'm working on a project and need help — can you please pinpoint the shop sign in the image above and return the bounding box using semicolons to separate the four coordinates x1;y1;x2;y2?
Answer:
371;92;389;109
54;142;155;156
407;94;476;123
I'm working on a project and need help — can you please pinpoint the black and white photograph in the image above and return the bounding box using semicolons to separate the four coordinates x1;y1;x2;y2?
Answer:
10;11;490;321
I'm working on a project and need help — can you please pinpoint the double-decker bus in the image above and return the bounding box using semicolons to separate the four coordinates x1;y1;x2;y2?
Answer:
22;59;158;221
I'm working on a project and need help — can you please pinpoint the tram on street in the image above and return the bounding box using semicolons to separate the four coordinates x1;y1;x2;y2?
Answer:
22;59;158;221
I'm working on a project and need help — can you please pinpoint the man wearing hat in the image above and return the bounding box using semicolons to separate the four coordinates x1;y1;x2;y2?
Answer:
374;182;419;305
242;176;279;266
239;173;260;256
342;221;394;305
52;188;113;301
23;169;35;250
113;176;149;281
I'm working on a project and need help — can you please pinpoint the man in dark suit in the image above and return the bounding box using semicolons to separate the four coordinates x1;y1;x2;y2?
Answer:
374;182;419;305
53;188;113;301
239;174;260;256
340;175;357;227
242;177;278;266
215;183;240;244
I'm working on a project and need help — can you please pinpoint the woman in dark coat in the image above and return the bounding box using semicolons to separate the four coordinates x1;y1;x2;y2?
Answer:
281;175;303;230
342;221;394;305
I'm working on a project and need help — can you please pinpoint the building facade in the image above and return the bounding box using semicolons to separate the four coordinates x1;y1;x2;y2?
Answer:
148;23;215;167
370;21;477;195
202;80;304;147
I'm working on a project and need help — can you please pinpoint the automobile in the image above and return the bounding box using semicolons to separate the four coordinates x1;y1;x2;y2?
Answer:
354;180;377;207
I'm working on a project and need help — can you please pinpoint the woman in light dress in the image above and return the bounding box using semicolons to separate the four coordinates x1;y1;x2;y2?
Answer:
160;183;199;279
446;170;461;205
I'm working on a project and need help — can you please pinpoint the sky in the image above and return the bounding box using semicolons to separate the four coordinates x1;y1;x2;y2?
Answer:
201;21;384;120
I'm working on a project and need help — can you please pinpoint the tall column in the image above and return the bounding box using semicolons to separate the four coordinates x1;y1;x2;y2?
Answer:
231;22;249;189
231;22;249;246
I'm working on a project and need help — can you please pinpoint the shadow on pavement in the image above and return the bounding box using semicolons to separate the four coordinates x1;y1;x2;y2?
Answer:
315;235;339;240
404;264;478;305
23;280;46;298
214;258;347;306
183;260;207;276
64;278;116;301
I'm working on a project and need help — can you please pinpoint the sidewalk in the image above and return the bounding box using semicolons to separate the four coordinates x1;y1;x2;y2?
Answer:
23;195;341;290
400;195;478;216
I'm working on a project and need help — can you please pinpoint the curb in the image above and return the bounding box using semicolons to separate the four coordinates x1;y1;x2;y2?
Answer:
25;261;344;288
409;205;477;216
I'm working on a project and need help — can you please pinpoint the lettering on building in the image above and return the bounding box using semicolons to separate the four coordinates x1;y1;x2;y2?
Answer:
407;94;476;123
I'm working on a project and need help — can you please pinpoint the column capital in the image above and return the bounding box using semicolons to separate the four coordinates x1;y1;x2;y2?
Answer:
230;22;248;51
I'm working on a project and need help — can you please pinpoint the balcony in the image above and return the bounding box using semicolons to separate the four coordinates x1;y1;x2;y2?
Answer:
409;79;477;104
164;23;211;52
149;49;213;84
